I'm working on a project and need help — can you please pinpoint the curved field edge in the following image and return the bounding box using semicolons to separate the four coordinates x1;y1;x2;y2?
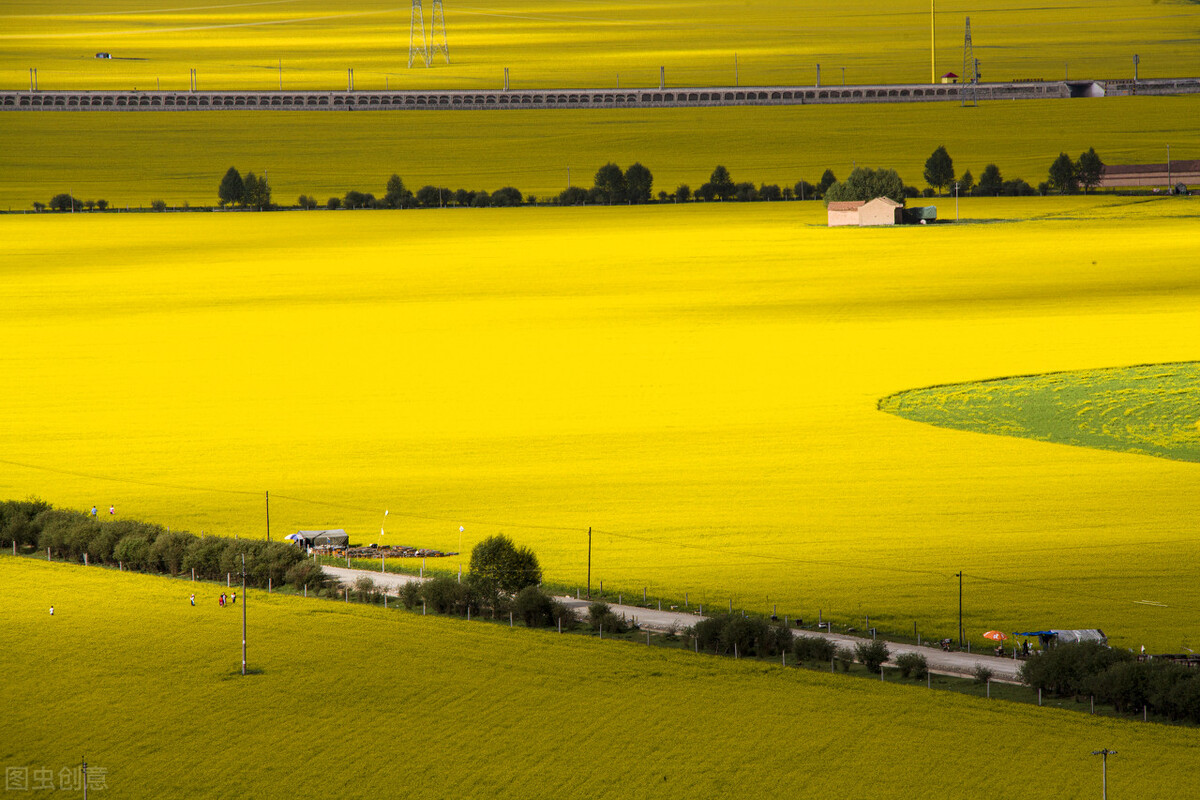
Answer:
4;557;1199;799
878;362;1200;463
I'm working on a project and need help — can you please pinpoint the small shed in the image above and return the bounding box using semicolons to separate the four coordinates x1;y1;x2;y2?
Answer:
940;72;959;84
827;200;865;227
291;529;351;548
95;52;112;59
857;197;903;226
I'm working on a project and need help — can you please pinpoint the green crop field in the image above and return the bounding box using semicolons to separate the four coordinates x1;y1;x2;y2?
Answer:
4;557;1199;798
2;96;1198;211
2;0;1199;91
2;197;1198;651
881;362;1200;463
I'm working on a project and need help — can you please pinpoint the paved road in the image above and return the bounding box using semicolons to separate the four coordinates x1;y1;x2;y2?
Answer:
324;565;1023;680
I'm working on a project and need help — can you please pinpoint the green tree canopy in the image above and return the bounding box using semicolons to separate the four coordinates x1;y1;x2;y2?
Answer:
823;166;906;205
959;169;975;195
977;164;1003;196
923;145;956;195
218;167;245;208
243;172;271;210
1076;147;1105;194
468;534;541;596
593;162;627;204
1049;152;1079;194
709;165;735;200
816;169;837;197
624;162;653;203
384;174;412;208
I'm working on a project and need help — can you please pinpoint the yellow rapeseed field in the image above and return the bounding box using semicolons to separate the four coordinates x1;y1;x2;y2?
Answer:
2;96;1198;210
4;557;1199;798
2;0;1199;90
2;198;1198;650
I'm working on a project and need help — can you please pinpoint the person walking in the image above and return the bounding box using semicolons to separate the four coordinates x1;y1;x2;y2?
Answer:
108;505;115;515
190;593;196;606
231;591;237;605
219;593;226;607
49;606;54;615
90;506;97;517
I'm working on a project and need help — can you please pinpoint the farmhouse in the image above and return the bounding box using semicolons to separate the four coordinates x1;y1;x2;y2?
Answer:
1100;159;1200;189
827;196;904;227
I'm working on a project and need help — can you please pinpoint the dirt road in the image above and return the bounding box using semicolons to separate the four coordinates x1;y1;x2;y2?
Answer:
324;565;1024;680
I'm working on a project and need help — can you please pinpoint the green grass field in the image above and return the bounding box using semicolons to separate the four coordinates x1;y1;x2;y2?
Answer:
4;557;1199;798
2;198;1198;651
3;0;1199;91
2;96;1198;211
881;362;1200;463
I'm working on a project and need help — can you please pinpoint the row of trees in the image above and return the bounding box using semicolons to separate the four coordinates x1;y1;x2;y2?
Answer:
218;167;273;209
923;144;1106;197
1020;641;1200;723
1;499;318;591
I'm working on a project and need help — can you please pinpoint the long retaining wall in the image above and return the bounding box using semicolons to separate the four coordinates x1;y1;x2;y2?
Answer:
3;77;1197;111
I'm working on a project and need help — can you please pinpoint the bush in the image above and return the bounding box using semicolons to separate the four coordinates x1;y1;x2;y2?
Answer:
285;561;331;593
973;664;994;684
326;196;341;210
150;200;167;212
399;579;422;609
422;575;466;614
558;186;588;205
49;193;80;212
113;534;152;570
513;585;554;627
491;187;523;207
149;531;194;575
587;601;629;634
895;652;928;679
183;536;228;581
1020;641;1132;698
855;640;890;672
835;646;854;672
693;614;728;651
550;599;578;630
793;635;836;663
722;615;769;656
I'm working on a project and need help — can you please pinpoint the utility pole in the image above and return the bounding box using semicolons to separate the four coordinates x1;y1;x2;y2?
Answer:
1091;749;1116;800
265;491;270;542
241;553;247;676
956;571;964;647
587;527;592;599
930;0;936;84
1133;54;1139;83
734;53;739;87
82;756;87;800
816;63;820;87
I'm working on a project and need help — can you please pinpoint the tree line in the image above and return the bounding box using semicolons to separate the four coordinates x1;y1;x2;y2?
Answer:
23;148;1118;214
1020;641;1200;724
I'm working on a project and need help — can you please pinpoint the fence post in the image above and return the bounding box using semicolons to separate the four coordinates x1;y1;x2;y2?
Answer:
881;666;885;681
268;578;271;593
509;611;513;628
304;585;307;598
192;568;195;581
734;642;738;659
47;547;51;561
423;600;426;615
646;632;650;646
599;623;602;640
1038;688;1042;706
84;553;88;566
987;679;991;698
1091;696;1095;714
227;573;230;588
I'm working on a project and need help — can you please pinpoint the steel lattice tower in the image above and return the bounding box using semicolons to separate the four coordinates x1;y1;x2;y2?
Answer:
430;0;450;65
409;0;429;68
961;16;977;106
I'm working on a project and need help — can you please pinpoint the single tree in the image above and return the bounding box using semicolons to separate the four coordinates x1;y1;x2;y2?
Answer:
384;174;411;208
977;164;1003;196
593;162;626;204
1048;152;1078;194
32;201;46;212
83;200;96;212
1076;147;1105;194
923;145;956;195
49;193;79;212
959;170;975;195
674;184;691;202
416;185;442;208
218;166;245;208
709;165;735;200
734;182;758;202
624;162;653;203
326;196;342;210
657;190;670;202
558;186;588;205
150;199;167;212
468;534;541;596
694;183;716;202
96;199;108;211
491;186;523;206
816;169;837;197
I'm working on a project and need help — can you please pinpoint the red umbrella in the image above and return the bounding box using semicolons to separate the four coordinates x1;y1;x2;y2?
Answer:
983;630;1008;641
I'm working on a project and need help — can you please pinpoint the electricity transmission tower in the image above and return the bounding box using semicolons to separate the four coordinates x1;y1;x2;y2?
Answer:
961;16;978;106
430;0;450;64
409;0;429;68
